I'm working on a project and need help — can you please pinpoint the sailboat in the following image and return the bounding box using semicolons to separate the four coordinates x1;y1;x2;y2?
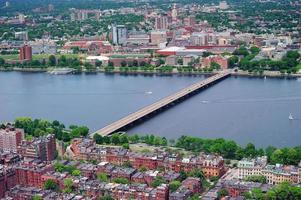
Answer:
289;113;294;120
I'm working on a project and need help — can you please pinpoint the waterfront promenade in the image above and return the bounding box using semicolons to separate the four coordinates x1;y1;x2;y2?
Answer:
91;71;231;137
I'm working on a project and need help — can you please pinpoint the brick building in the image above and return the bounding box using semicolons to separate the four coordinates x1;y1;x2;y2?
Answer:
19;45;32;61
15;161;53;188
0;166;17;198
202;55;228;69
0;127;24;152
17;134;56;161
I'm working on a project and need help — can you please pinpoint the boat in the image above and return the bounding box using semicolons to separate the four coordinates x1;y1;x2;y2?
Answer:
48;68;75;75
289;113;294;120
145;91;153;95
201;100;209;104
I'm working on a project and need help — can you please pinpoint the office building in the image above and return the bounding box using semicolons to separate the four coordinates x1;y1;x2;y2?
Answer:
19;45;32;61
112;24;128;45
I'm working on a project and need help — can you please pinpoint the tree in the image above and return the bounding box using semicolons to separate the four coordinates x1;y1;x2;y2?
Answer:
63;178;74;193
97;172;108;182
250;46;260;55
95;60;102;67
244;143;257;158
270;149;284;164
169;181;181;192
111;133;120;144
44;179;58;191
177;58;183;65
108;61;114;67
121;60;127;67
151;176;166;187
112;177;129;184
99;195;114;200
32;196;43;200
0;57;5;65
119;134;129;144
48;55;56;66
71;169;81;176
94;134;104;144
210;62;221;70
217;188;229;199
244;175;267;183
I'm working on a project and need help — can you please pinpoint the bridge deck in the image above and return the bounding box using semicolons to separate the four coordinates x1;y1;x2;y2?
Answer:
92;71;230;137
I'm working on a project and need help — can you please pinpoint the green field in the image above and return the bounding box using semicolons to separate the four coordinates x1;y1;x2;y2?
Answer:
0;54;85;61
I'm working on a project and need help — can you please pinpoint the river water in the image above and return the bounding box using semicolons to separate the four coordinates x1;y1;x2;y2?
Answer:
0;72;300;147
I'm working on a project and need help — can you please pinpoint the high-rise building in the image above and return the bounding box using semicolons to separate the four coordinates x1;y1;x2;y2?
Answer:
171;4;178;21
112;24;128;45
190;33;209;46
150;30;167;45
14;31;28;41
155;16;168;30
184;16;196;27
17;134;56;161
0;127;24;152
219;1;229;10
18;14;25;24
19;45;32;61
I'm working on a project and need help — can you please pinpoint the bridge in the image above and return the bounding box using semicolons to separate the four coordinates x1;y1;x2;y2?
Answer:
91;71;231;137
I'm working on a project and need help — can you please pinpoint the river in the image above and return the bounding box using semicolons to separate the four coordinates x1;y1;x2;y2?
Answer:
0;72;300;147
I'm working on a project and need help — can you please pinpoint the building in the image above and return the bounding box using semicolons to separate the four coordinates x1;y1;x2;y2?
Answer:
112;25;128;45
202;55;228;69
261;164;300;185
171;4;178;21
150;30;167;45
126;33;150;45
155;15;168;30
198;154;226;178
219;1;229;10
15;161;53;188
165;55;178;66
5;185;60;200
184;16;196;27
190;33;208;46
19;45;32;61
112;183;169;200
0;127;24;152
183;55;197;66
238;156;301;185
18;14;25;24
0;166;17;198
237;156;268;179
182;177;202;194
29;39;57;54
17;134;56;161
15;31;28;41
215;180;271;198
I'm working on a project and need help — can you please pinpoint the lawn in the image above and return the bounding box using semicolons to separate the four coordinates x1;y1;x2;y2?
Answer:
0;53;85;61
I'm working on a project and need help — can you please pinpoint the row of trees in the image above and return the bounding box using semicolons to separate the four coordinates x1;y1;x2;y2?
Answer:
175;135;301;165
93;133;168;148
13;117;88;142
243;182;301;200
235;47;301;73
93;132;301;165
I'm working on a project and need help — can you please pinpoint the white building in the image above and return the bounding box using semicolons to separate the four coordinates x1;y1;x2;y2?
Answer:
28;39;57;55
190;33;209;46
15;31;28;41
237;156;267;179
112;24;128;45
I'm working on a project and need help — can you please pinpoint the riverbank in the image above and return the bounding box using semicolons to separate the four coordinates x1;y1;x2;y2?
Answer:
1;67;301;78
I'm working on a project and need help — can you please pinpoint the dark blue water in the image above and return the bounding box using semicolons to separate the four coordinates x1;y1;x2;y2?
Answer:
0;72;301;147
